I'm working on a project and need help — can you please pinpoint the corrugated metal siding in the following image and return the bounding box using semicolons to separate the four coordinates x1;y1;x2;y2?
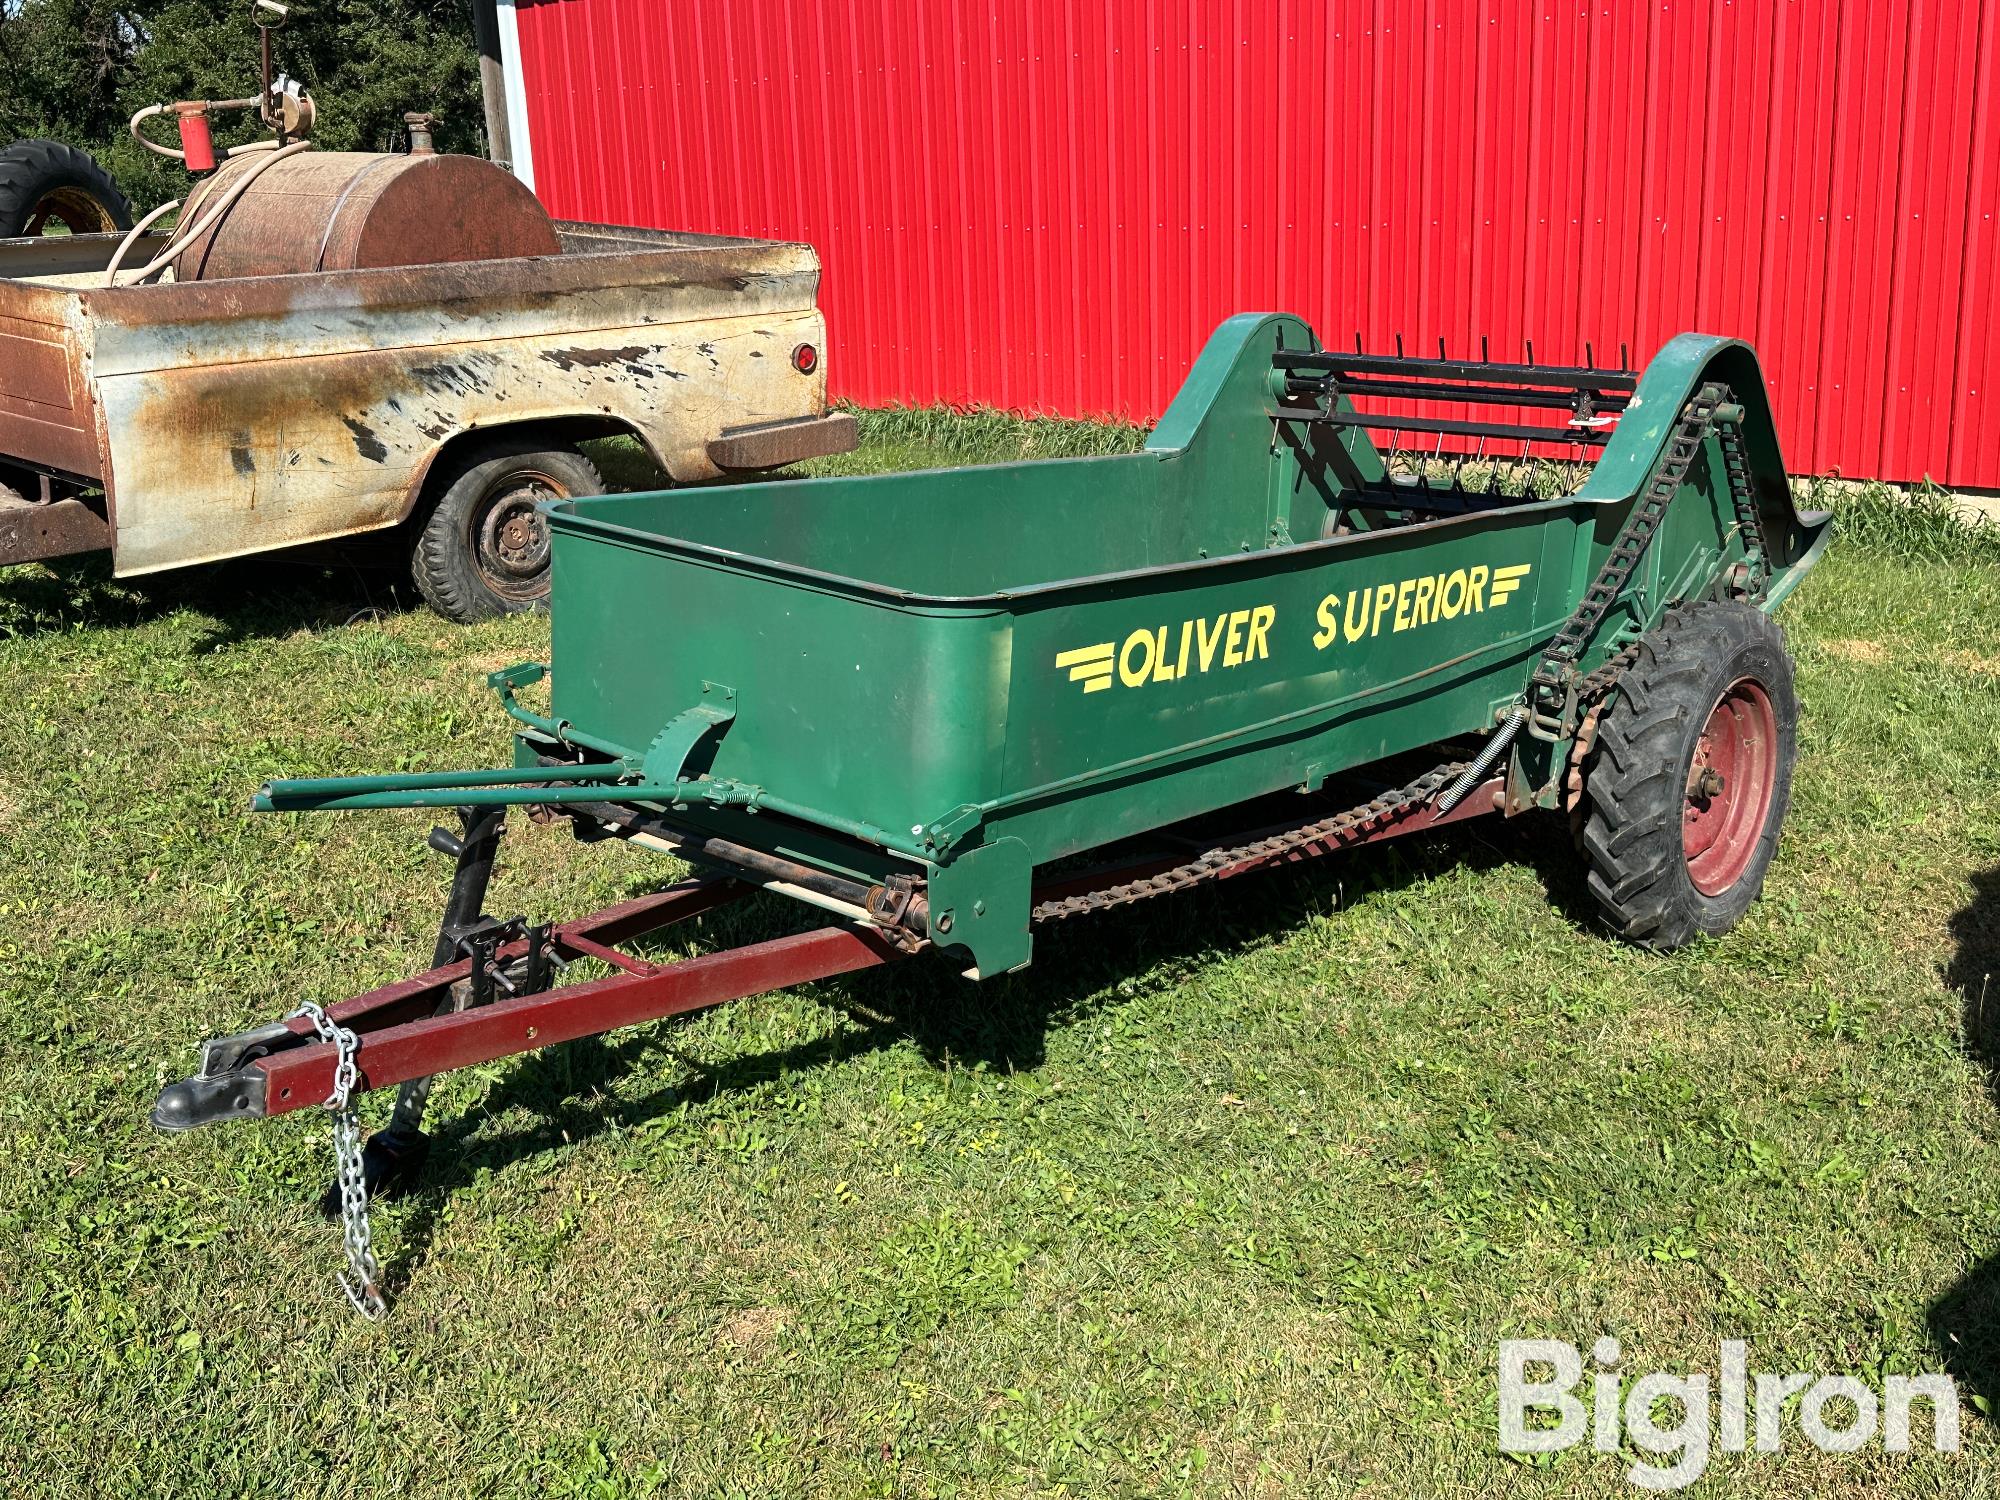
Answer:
514;0;2000;487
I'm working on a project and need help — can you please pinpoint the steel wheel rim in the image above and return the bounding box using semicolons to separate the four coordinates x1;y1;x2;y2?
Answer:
473;471;560;600
22;187;119;237
1682;675;1778;897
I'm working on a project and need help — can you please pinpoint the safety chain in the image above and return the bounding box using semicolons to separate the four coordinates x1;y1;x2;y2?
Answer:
1525;382;1729;737
288;1000;386;1320
1030;760;1467;923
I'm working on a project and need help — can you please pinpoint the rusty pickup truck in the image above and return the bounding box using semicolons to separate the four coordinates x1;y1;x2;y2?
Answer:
0;221;853;620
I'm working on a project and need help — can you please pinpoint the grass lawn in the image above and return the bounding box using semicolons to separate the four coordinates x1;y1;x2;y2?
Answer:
2;409;1998;1497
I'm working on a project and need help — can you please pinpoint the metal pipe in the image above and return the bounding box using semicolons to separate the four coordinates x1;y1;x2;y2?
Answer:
254;781;685;813
256;758;635;802
252;771;929;860
626;831;879;927
1274;350;1639;391
494;693;642;765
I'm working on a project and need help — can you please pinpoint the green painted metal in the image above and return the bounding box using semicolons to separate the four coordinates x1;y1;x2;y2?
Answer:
256;314;1829;978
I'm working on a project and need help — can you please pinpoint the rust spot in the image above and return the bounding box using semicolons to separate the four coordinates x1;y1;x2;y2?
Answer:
410;361;481;398
540;345;652;372
340;416;389;463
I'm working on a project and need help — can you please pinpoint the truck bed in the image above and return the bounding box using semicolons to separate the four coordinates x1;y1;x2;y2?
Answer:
0;221;835;573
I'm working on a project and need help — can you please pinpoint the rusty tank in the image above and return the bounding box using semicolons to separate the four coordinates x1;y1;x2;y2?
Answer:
169;149;560;281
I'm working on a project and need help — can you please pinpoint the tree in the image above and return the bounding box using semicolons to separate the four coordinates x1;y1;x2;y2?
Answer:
0;0;483;208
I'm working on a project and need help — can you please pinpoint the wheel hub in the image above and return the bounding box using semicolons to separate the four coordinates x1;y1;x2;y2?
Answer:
1682;677;1778;897
475;480;556;592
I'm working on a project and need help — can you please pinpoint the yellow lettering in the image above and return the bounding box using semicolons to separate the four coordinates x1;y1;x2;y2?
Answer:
1342;589;1369;643
1151;625;1176;681
1223;609;1249;666
1440;569;1467;619
1314;592;1340;649
1372;584;1396;637
1246;604;1275;660
1467;564;1488;612
1414;573;1437;626
1197;615;1227;671
1176;619;1193;677
1393;577;1417;631
1118;628;1155;687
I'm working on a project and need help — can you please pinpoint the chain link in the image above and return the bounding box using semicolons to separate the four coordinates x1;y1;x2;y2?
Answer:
1715;416;1769;595
1525;382;1729;737
288;1000;386;1321
1030;760;1468;924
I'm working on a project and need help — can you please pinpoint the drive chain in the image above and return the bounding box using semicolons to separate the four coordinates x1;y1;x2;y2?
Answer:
1030;760;1467;924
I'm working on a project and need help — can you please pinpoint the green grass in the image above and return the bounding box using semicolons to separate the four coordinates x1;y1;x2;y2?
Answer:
2;411;1998;1497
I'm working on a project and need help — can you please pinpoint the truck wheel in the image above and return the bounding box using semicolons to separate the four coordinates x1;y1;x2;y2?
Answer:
0;140;133;237
412;439;604;623
1579;601;1797;950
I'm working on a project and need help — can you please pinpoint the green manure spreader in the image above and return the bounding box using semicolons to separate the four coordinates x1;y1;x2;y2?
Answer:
157;314;1829;1316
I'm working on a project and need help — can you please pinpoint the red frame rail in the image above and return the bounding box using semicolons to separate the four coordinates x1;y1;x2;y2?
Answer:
154;773;1502;1131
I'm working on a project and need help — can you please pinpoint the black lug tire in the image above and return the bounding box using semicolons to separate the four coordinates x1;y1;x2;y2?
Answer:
411;439;604;624
0;139;133;237
1580;601;1798;950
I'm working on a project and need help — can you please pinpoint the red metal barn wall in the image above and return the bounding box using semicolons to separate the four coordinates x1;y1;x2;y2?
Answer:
506;0;2000;488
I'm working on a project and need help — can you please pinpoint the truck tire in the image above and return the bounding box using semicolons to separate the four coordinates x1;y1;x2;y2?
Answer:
0;140;133;237
1579;601;1797;950
412;437;604;623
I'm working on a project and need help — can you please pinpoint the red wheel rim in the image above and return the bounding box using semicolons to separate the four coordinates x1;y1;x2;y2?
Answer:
1682;676;1778;897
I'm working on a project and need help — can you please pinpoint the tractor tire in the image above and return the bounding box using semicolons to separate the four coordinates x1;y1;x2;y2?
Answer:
1579;601;1797;949
0;139;133;238
411;437;604;623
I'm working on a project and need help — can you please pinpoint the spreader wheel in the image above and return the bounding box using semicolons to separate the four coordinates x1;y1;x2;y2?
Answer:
1579;601;1797;949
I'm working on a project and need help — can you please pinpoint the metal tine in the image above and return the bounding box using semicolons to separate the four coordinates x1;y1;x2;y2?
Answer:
1384;332;1403;482
1522;337;1538;495
1423;335;1451;489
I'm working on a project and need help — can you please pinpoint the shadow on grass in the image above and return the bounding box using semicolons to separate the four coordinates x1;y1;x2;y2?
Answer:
0;543;421;648
376;810;1596;1293
1929;865;2000;1417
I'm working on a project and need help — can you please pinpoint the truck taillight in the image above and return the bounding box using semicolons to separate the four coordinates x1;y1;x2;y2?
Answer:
791;343;818;375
